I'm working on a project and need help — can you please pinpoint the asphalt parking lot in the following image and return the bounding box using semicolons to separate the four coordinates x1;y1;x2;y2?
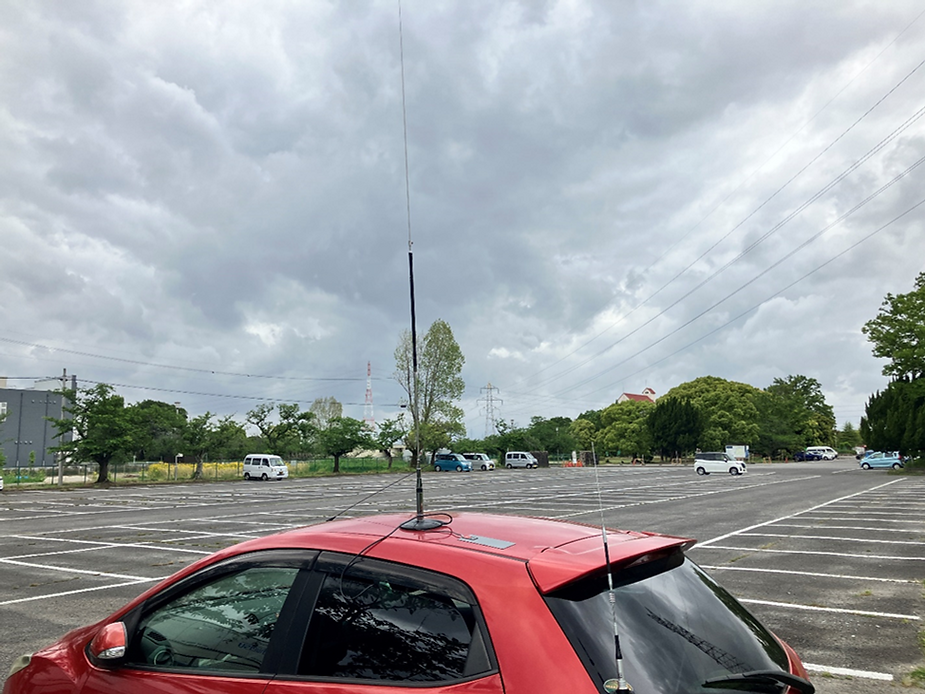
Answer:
1;459;922;691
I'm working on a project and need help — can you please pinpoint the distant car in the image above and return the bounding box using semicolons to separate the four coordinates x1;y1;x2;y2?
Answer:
805;446;837;460
793;449;823;461
693;452;746;476
462;453;495;470
433;453;472;472
242;454;289;480
859;451;904;469
2;511;816;694
504;451;539;469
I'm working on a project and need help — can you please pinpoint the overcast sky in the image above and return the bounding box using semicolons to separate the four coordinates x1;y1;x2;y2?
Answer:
2;0;923;436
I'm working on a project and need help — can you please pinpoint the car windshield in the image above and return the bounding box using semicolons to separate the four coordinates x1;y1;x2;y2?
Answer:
544;553;789;693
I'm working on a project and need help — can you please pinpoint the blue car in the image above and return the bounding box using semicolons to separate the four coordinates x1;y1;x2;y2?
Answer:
859;451;903;469
793;449;823;461
433;453;472;472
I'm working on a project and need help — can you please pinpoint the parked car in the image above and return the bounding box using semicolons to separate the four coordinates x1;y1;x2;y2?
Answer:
859;451;904;469
693;452;747;476
242;454;289;480
793;449;823;461
2;511;815;694
462;452;495;470
433;452;472;472
805;446;837;460
504;451;539;468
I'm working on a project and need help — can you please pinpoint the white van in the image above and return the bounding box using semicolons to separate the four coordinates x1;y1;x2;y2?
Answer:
806;446;837;460
504;451;538;469
694;452;746;476
243;454;289;481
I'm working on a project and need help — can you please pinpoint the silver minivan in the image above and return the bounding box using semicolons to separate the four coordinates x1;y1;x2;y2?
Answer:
694;452;746;476
243;454;289;481
504;451;538;469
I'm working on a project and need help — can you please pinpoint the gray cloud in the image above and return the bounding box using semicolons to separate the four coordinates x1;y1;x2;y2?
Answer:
2;0;923;434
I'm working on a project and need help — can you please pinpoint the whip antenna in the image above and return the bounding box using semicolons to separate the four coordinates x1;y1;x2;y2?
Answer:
396;0;440;532
592;442;633;692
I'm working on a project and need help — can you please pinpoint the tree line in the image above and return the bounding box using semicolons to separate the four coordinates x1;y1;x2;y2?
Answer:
28;271;925;482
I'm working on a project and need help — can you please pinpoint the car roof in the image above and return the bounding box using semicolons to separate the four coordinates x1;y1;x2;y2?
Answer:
205;512;694;594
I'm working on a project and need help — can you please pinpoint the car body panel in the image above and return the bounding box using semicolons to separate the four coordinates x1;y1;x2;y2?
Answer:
462;453;495;470
859;451;903;469
433;454;472;472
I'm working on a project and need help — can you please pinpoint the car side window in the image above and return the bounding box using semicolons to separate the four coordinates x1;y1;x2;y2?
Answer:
298;556;493;682
127;565;300;673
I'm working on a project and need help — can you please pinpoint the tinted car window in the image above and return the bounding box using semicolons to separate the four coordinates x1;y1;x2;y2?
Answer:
299;555;493;682
545;553;789;693
128;565;300;673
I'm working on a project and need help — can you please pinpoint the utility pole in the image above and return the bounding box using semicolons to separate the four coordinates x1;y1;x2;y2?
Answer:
363;361;375;428
58;368;67;486
478;383;502;438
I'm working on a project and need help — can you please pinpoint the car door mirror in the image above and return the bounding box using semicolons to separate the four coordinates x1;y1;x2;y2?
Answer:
88;622;128;666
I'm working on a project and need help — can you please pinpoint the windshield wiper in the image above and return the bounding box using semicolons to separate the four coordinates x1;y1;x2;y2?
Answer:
703;669;815;693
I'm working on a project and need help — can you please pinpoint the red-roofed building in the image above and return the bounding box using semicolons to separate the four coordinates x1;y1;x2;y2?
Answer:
617;387;656;404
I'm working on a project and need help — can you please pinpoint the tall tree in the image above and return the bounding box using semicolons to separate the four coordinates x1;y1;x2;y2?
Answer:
246;403;316;457
373;416;406;469
766;375;836;447
48;384;133;484
393;319;466;464
664;376;762;451
599;400;654;458
862;272;925;380
648;397;703;459
310;397;343;430
127;399;186;462
318;417;374;473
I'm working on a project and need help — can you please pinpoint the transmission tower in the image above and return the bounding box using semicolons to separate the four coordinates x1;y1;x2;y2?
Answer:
363;361;375;428
478;383;502;437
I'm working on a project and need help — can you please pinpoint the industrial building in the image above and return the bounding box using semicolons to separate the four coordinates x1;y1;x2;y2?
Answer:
0;374;75;468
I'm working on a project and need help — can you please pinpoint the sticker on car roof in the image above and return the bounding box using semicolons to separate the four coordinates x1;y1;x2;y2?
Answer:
458;534;515;550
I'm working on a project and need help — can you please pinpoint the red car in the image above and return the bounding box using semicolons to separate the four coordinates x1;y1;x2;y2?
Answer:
4;512;814;694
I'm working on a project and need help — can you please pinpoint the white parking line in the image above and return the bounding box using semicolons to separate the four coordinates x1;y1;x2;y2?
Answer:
10;535;212;555
774;523;925;534
739;597;918;620
0;578;163;607
703;545;925;561
741;531;925;546
803;663;893;681
699;478;905;546
0;558;153;582
699;565;918;583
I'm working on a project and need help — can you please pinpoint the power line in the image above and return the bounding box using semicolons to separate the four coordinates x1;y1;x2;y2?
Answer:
510;55;925;394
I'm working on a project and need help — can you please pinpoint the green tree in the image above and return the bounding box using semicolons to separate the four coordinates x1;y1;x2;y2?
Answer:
766;375;836;447
373;416;407;469
211;415;250;461
184;412;216;479
753;391;802;458
837;421;862;450
394;319;466;464
318;417;374;473
246;403;315;457
648;397;703;459
48;384;133;484
598;400;654;458
664;376;762;451
861;378;925;456
569;418;597;451
309;397;343;430
127;399;186;462
862;272;925;380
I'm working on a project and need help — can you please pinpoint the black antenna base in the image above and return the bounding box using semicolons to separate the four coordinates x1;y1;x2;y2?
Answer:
400;516;445;531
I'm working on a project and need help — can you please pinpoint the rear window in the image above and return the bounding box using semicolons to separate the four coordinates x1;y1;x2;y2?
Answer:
544;553;788;693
